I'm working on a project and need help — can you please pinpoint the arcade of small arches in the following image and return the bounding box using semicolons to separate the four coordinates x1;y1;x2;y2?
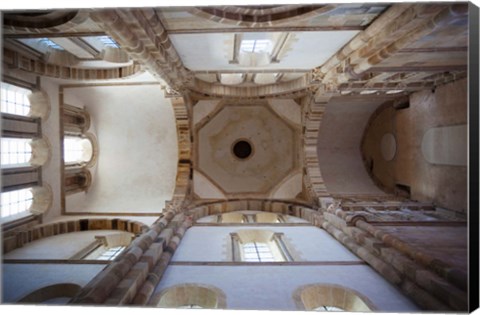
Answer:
1;80;98;222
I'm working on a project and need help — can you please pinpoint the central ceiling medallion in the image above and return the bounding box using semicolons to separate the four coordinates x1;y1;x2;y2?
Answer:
232;139;253;160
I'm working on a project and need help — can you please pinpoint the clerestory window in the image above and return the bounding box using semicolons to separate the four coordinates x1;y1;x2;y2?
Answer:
294;284;375;312
96;246;126;261
242;241;275;262
1;138;32;166
240;39;272;53
63;136;93;165
1;82;31;116
0;188;33;219
231;230;294;262
37;38;64;50
97;36;119;48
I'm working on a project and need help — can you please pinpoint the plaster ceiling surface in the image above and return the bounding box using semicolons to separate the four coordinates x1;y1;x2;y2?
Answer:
169;31;359;71
65;84;178;213
197;103;299;195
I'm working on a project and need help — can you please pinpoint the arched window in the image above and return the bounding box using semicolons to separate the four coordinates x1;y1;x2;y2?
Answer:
69;232;133;261
1;82;31;116
63;136;93;165
0;185;53;223
242;241;275;262
1;188;33;219
95;246;126;260
231;229;294;262
1;81;52;224
150;284;227;309
293;284;376;312
1;138;32;166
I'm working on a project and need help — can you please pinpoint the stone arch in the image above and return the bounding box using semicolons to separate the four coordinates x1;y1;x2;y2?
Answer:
3;10;90;34
190;5;335;27
191;76;309;99
18;283;82;304
293;283;377;311
301;94;330;205
185;199;323;227
3;10;80;29
2;217;148;254
150;283;227;309
4;47;142;81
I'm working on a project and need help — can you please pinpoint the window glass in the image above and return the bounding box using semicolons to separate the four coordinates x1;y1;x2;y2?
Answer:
96;246;125;261
242;242;275;262
97;36;119;48
81;36;119;50
240;39;271;53
1;138;32;166
1;82;31;116
0;188;33;218
37;38;64;50
64;137;92;164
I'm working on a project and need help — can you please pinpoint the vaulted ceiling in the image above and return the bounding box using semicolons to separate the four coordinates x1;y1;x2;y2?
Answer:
3;3;468;99
1;3;470;211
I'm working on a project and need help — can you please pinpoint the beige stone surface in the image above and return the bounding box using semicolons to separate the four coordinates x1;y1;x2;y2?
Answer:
377;226;468;272
197;103;299;196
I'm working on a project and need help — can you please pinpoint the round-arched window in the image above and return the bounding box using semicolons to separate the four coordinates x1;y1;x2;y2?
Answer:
151;284;227;309
293;284;376;312
1;82;31;116
63;136;93;165
1;138;32;166
0;188;33;219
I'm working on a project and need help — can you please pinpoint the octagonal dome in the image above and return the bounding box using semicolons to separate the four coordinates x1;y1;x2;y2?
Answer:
197;103;299;195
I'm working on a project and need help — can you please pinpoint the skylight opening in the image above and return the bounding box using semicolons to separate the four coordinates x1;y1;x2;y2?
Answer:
97;36;119;48
1;82;31;116
0;188;33;219
38;38;64;50
240;39;271;53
